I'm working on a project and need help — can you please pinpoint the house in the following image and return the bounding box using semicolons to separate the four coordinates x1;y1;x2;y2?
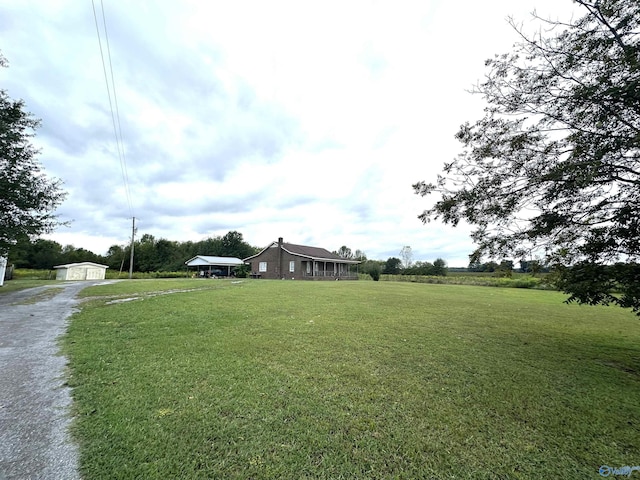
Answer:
185;255;245;277
243;238;360;280
54;262;109;281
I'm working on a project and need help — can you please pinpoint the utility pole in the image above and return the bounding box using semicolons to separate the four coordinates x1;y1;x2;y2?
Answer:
129;217;135;279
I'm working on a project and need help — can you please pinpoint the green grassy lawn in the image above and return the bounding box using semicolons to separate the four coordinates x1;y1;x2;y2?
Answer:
64;280;640;479
0;278;58;293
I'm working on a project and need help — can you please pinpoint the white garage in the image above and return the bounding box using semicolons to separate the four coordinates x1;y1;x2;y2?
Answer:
54;262;109;281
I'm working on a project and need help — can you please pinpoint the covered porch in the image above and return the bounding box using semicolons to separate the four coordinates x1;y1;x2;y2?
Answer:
301;260;359;280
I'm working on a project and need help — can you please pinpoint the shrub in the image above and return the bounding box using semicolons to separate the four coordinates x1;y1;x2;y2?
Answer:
370;265;381;281
234;264;249;278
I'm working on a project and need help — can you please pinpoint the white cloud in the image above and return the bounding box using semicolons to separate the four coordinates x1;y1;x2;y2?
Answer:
0;0;579;266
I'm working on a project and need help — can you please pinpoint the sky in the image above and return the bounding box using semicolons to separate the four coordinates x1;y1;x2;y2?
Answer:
0;0;578;266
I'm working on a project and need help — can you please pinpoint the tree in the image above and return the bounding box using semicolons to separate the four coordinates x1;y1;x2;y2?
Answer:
60;244;105;265
134;234;157;272
354;249;367;262
414;1;640;315
220;231;255;259
105;244;127;270
520;259;546;275
369;264;381;281
432;258;448;276
0;53;66;256
26;238;63;269
399;246;413;269
496;260;514;278
336;246;354;259
360;259;384;277
383;257;402;275
404;261;432;275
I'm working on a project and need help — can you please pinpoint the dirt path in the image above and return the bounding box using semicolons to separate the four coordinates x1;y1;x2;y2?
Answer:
0;281;115;480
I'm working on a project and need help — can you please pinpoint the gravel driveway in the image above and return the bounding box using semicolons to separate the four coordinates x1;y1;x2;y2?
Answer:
0;281;113;480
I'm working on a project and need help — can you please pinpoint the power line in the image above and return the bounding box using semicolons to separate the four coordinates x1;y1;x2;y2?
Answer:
100;0;132;212
91;0;134;218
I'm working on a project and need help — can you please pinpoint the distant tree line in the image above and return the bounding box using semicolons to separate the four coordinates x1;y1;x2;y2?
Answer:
334;245;449;280
468;259;549;277
7;231;259;272
370;257;448;276
106;231;258;273
13;236;484;280
335;248;449;281
7;235;105;270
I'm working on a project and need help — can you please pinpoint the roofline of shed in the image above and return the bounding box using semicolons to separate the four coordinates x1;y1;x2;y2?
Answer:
53;262;109;269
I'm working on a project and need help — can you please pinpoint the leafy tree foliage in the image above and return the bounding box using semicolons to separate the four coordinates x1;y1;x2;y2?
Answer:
403;261;433;276
8;230;259;273
113;230;259;273
8;236;105;269
359;259;384;277
369;264;381;281
335;246;354;259
0;53;66;255
468;260;500;273
403;259;448;276
432;258;448;276
495;260;514;278
234;263;250;278
383;257;402;275
219;231;256;259
519;259;547;275
414;1;640;314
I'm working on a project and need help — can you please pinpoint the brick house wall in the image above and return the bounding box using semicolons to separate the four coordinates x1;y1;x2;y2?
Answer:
244;238;359;280
245;240;304;279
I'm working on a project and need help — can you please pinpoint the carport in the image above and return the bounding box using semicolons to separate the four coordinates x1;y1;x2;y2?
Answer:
185;255;245;277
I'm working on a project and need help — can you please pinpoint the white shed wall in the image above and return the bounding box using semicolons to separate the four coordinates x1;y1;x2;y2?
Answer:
86;267;105;280
56;265;107;281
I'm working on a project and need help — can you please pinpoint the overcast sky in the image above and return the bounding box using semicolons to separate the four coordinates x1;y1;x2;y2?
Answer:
0;0;578;265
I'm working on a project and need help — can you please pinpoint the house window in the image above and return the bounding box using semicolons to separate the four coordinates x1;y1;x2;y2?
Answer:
289;261;295;272
259;262;267;272
306;262;311;274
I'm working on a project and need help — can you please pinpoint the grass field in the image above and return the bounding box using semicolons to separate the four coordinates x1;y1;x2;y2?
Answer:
0;278;58;293
63;279;640;479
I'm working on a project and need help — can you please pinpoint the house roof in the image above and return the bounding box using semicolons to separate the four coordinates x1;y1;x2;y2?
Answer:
185;255;245;267
53;262;109;269
244;241;360;264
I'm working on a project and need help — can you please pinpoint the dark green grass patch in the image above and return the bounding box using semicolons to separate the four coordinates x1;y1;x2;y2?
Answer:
64;280;640;479
0;278;58;294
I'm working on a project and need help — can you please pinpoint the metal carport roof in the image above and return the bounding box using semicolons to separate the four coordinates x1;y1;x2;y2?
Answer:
185;256;245;267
